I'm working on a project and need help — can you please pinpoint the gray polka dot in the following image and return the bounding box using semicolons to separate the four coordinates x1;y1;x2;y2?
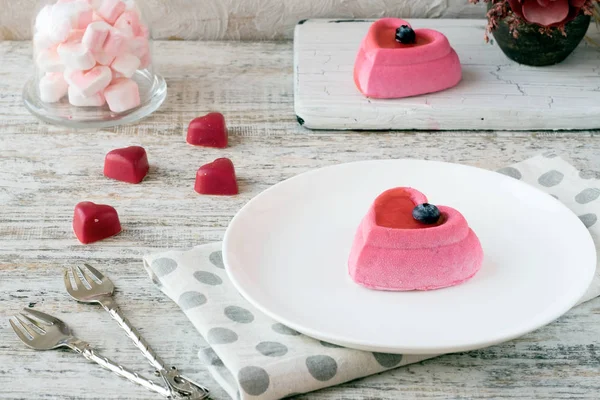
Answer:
209;251;224;269
224;306;254;324
579;213;598;228
151;258;177;277
373;352;404;368
178;291;206;310
575;188;600;204
238;366;270;396
207;327;238;344
320;341;343;348
580;170;600;180
306;355;338;381
198;347;224;367
538;170;564;187
497;167;522;180
272;323;301;336
256;341;288;357
194;270;222;286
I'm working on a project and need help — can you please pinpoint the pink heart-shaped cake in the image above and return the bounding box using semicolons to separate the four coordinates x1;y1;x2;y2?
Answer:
194;158;239;195
354;18;462;99
73;201;122;244
103;146;149;184
348;187;483;291
187;112;228;148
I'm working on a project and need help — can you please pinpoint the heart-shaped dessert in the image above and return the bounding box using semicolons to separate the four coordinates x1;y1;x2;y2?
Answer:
353;18;462;99
187;112;228;148
73;201;122;244
103;146;149;184
195;158;239;195
348;187;483;291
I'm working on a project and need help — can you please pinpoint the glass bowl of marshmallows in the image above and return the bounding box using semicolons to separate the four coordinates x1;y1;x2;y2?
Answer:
23;0;167;128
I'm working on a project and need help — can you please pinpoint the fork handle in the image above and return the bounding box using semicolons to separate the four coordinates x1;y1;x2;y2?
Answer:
100;297;166;371
67;339;171;398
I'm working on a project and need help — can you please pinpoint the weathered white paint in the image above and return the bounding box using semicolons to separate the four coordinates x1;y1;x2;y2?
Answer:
294;19;600;131
0;40;599;400
0;0;485;40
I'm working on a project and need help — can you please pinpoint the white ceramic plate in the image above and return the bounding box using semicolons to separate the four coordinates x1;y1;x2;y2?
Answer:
223;160;596;354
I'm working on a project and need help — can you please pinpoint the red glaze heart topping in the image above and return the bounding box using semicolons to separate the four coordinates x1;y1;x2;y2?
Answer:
374;188;444;229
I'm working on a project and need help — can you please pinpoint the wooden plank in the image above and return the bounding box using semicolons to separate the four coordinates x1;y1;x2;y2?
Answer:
0;40;600;400
294;19;600;131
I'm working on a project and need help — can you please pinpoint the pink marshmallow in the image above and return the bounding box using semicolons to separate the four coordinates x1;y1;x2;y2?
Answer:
95;0;126;24
104;78;140;113
65;29;85;43
113;10;141;37
76;8;94;29
139;24;150;39
36;48;65;73
111;53;140;78
139;52;151;69
103;29;127;56
68;85;106;106
65;65;112;97
92;50;116;66
82;21;111;51
128;36;149;59
57;41;96;70
39;72;69;103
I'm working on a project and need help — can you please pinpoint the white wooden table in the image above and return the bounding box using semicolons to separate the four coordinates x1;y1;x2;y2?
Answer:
1;40;600;400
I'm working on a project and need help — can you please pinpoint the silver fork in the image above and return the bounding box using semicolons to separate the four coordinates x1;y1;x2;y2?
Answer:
64;264;209;400
10;308;171;398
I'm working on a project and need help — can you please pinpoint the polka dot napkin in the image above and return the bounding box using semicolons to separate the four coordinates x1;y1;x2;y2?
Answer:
143;155;600;400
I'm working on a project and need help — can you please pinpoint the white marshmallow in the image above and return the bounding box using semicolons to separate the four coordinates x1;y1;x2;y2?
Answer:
34;5;53;36
33;33;55;51
65;65;112;97
57;41;96;70
39;73;68;103
82;21;112;51
36;48;65;73
110;53;140;78
68;85;106;106
104;78;140;113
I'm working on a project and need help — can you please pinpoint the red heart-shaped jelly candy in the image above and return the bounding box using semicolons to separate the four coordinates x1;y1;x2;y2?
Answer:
187;112;228;148
73;201;122;244
195;158;238;195
104;146;149;184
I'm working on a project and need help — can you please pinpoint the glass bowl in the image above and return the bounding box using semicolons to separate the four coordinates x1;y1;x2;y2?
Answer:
23;0;167;128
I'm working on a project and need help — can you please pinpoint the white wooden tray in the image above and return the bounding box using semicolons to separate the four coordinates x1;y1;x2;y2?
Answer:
294;19;600;131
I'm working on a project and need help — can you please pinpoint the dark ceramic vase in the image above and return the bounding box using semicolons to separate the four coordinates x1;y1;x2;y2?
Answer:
490;10;591;66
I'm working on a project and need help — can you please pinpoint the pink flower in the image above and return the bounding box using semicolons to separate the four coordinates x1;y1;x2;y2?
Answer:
507;0;587;27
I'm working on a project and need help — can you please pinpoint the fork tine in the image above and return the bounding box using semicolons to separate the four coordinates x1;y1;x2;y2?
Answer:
73;265;90;290
21;308;59;326
18;313;47;334
82;264;104;284
14;315;39;338
64;267;75;291
10;318;33;342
